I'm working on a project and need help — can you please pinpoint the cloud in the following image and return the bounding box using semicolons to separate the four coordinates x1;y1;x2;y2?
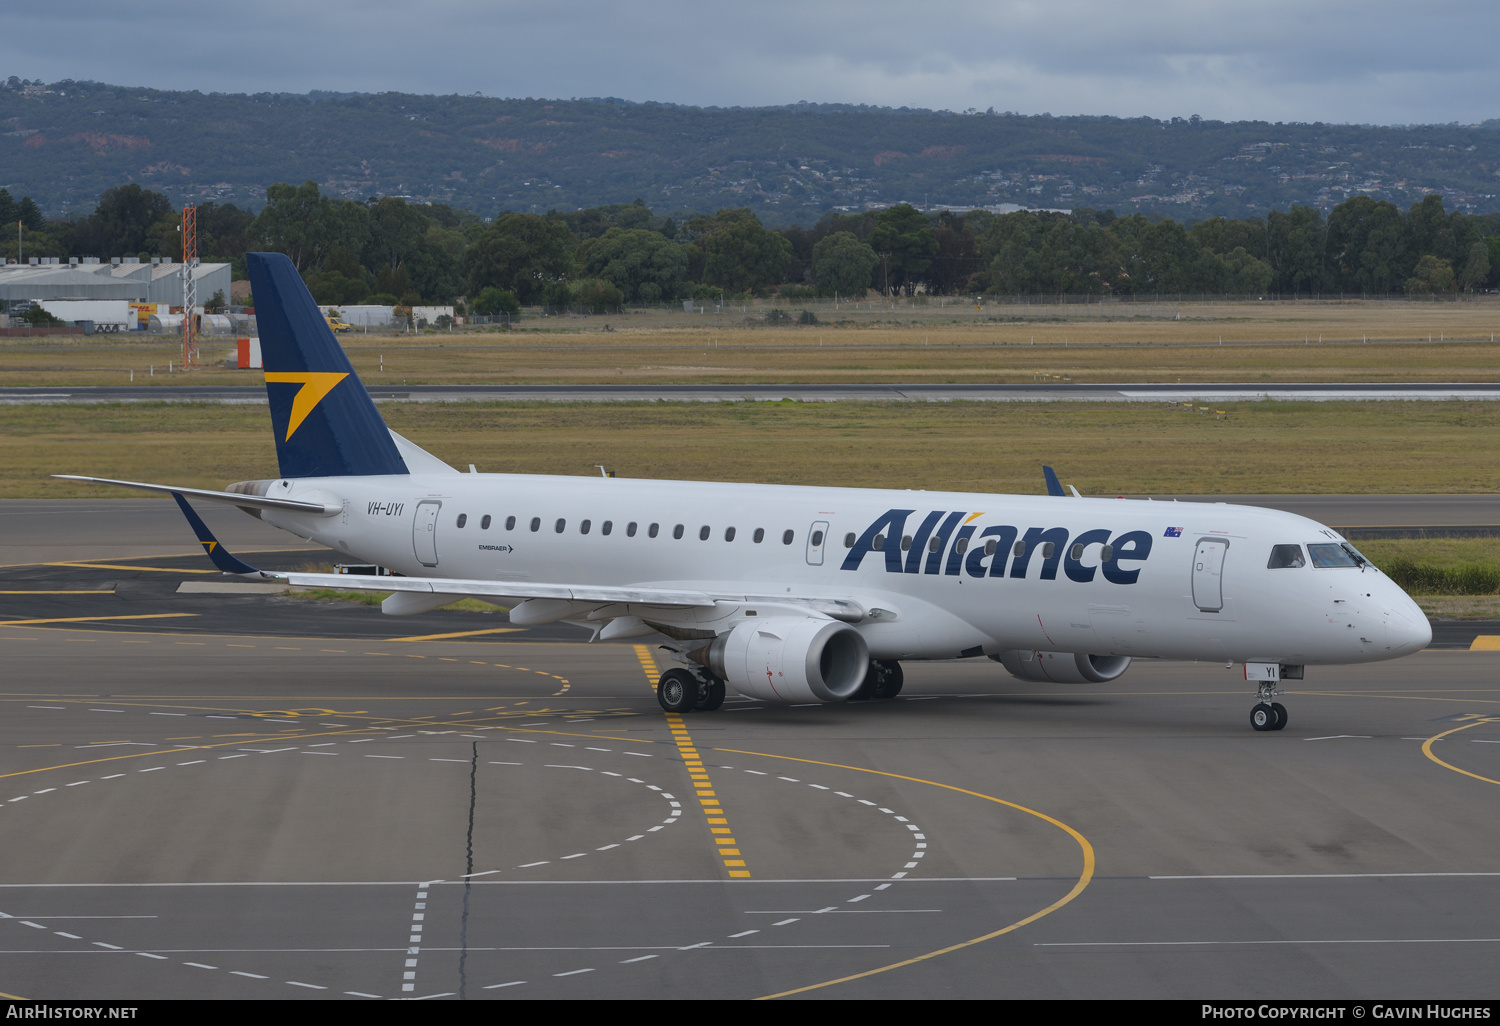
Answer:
4;0;1497;124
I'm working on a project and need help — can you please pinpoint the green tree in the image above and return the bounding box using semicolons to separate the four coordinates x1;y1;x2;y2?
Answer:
1404;254;1456;295
697;209;792;294
365;197;430;283
571;278;624;314
925;212;980;294
867;204;937;295
1460;242;1490;293
465;213;577;304
73;184;172;257
1325;197;1405;293
810;231;878;296
581;227;690;303
471;286;520;315
1265;205;1326;293
249;181;371;273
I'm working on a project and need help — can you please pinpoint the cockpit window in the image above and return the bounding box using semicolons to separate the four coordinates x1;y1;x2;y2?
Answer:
1308;543;1361;568
1267;544;1305;569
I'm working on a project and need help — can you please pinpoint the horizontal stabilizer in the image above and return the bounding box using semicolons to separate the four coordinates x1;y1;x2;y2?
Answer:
53;475;339;516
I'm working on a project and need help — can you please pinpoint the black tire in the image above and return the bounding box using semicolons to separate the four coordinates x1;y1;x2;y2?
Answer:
657;669;697;713
1271;702;1288;731
870;659;904;700
1250;703;1276;731
696;679;726;712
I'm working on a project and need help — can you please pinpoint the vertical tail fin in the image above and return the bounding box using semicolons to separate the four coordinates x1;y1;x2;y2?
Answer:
246;252;408;478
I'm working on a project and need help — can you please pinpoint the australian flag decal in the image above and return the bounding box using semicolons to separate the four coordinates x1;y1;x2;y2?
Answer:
1164;526;1184;538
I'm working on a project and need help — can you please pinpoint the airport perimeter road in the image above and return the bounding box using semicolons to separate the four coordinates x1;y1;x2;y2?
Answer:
1;516;1498;999
6;382;1500;404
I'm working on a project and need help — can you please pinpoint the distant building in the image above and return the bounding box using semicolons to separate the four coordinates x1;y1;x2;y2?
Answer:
0;257;231;311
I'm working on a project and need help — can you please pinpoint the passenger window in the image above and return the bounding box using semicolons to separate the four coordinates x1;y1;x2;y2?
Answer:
1041;542;1055;559
673;524;685;540
1101;544;1113;561
649;523;660;538
954;537;969;555
602;521;613;536
725;527;736;542
984;539;997;556
1307;543;1358;568
812;530;824;547
782;529;794;545
1013;540;1026;557
872;533;884;550
530;517;540;532
1070;543;1083;560
753;528;765;543
699;525;710;541
627;521;638;537
555;518;566;534
580;519;591;535
927;536;941;553
456;514;468;528
901;535;912;551
505;515;516;530
481;515;491;530
1267;544;1305;569
844;532;856;548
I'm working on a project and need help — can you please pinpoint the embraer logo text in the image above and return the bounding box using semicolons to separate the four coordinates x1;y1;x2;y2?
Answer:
366;501;405;516
840;509;1153;584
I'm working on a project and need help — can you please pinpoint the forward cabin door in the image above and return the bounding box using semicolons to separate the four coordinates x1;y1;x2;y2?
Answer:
1192;537;1227;612
413;500;441;567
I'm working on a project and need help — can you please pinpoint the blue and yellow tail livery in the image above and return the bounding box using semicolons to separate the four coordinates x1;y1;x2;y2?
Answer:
246;252;408;479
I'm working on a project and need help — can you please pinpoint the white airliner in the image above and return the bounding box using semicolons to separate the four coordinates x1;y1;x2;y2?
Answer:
59;253;1431;731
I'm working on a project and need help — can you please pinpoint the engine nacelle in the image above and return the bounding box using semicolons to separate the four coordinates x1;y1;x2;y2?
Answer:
696;617;869;703
994;649;1132;684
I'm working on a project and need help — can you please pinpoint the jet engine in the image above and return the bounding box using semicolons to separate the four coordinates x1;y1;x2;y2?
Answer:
692;617;868;703
994;650;1131;684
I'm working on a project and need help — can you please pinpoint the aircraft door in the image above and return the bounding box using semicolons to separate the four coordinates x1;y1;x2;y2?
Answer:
806;521;829;566
1192;536;1227;612
413;500;441;567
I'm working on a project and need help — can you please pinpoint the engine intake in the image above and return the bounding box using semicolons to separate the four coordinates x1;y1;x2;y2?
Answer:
994;650;1131;684
693;617;868;703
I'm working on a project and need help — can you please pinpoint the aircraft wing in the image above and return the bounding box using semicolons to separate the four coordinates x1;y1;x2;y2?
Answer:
259;567;865;622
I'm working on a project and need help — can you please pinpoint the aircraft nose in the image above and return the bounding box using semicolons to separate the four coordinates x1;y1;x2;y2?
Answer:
1380;585;1432;654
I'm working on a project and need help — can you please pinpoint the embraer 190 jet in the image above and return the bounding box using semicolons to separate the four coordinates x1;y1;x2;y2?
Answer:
59;253;1432;731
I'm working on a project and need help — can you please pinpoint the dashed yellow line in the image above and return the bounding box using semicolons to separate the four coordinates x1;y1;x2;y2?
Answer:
1469;636;1500;651
635;644;750;879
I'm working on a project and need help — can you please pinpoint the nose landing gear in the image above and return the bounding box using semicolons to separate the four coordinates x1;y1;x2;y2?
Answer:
1250;680;1288;731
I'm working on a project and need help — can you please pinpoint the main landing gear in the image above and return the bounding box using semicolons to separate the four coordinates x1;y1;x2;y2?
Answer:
851;659;904;701
1250;680;1288;732
657;668;725;714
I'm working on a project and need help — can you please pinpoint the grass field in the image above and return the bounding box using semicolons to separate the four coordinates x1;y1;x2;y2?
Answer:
3;297;1500;386
13;398;1500;499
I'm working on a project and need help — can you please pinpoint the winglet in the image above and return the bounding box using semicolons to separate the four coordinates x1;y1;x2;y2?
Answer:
1042;465;1066;497
171;492;261;575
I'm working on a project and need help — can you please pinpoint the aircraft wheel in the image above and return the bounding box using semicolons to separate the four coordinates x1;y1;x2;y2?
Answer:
869;660;904;700
695;679;726;712
1250;702;1276;731
1271;702;1288;731
657;669;697;713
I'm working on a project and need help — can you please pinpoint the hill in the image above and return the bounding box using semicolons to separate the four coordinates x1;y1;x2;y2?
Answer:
3;77;1500;223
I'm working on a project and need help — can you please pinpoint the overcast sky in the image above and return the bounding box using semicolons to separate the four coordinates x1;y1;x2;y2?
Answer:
5;0;1496;125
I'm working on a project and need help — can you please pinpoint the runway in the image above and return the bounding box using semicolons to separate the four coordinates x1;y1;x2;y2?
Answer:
6;382;1500;405
1;506;1498;999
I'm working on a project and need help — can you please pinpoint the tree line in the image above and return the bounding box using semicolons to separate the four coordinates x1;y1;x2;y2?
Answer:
5;182;1498;311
